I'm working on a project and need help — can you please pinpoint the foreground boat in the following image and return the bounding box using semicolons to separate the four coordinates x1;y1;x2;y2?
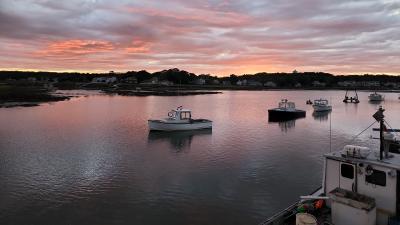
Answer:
261;107;400;225
312;99;332;112
368;92;384;102
268;99;306;121
148;106;212;131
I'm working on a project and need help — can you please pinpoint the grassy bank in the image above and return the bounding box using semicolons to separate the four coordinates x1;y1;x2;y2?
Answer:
0;84;70;108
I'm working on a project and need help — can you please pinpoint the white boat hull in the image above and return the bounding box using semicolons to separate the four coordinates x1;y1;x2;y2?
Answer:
148;120;212;131
313;105;332;112
368;96;384;101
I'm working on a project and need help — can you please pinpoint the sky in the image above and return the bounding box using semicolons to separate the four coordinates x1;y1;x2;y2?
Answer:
0;0;399;76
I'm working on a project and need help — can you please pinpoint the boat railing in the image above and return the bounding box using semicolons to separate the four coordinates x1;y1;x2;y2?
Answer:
259;186;323;225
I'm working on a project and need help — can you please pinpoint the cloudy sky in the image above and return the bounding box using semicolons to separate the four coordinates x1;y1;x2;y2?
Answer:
0;0;399;75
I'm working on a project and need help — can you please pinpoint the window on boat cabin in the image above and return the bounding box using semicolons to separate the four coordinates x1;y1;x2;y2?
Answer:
365;169;386;186
180;112;191;120
341;163;354;179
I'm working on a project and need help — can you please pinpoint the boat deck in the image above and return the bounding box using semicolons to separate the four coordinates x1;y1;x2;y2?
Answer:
260;200;332;225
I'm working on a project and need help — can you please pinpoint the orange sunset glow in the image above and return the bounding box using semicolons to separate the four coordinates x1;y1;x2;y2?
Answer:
0;0;399;76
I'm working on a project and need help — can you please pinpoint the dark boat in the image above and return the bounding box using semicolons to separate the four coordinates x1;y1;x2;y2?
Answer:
343;89;360;103
268;99;306;121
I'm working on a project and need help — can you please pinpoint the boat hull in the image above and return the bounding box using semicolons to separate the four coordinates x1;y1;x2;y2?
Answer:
268;109;306;121
313;105;332;112
368;96;384;101
148;119;212;131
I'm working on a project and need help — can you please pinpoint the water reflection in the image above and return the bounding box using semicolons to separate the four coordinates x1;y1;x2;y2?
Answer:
147;129;212;152
312;111;331;121
269;119;296;132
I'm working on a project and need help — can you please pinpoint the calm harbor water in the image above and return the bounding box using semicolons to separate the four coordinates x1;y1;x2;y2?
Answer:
1;90;399;225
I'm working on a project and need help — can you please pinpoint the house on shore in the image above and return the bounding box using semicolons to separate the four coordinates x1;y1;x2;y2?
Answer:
312;81;326;87
264;81;277;88
141;77;159;85
159;80;174;86
122;76;138;84
236;80;247;86
92;77;117;84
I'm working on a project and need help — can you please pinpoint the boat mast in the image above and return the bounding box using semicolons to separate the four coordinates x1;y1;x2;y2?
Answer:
373;106;385;160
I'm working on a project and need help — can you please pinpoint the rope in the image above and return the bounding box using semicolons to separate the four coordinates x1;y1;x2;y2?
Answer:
384;120;394;131
346;120;377;145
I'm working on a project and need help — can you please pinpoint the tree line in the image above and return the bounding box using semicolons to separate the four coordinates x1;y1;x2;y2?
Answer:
1;68;399;87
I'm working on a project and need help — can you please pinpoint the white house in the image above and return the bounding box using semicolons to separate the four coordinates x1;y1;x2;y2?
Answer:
236;80;247;86
92;77;117;83
264;81;277;88
294;82;302;88
313;81;326;87
159;80;174;86
337;81;356;87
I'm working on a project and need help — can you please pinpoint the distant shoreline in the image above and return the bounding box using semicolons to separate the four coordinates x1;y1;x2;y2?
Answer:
1;83;399;108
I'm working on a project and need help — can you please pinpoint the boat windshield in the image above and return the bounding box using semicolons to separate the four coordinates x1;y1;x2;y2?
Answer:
314;99;328;105
180;111;191;120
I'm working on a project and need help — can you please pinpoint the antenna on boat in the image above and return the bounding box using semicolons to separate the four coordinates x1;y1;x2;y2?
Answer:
372;106;385;160
329;97;332;152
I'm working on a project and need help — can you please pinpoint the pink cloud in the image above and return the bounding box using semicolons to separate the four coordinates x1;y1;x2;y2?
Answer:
36;39;115;57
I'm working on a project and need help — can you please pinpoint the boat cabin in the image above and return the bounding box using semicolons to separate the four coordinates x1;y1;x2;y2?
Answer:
323;144;400;225
313;99;328;106
278;99;296;110
167;107;192;121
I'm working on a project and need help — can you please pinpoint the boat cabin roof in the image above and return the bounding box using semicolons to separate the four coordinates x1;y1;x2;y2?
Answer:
324;149;400;170
173;108;191;113
314;99;328;103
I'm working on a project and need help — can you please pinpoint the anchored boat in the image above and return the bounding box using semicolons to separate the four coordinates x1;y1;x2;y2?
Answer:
343;89;360;103
148;106;212;131
268;99;306;121
262;107;400;225
368;91;384;102
312;99;332;112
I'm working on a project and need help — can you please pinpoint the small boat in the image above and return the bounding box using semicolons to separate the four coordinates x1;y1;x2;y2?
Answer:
312;99;332;112
368;91;384;101
268;99;306;121
261;107;400;225
148;106;212;131
343;89;360;103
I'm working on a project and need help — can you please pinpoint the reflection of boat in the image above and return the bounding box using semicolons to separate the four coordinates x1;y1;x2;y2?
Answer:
312;99;332;112
278;120;296;132
262;107;400;225
148;106;212;131
343;89;360;103
148;129;212;150
368;91;384;102
312;110;330;121
268;99;306;121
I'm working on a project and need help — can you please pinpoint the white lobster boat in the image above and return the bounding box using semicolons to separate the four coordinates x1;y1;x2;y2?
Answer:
312;99;332;112
368;92;384;102
261;107;400;225
148;107;212;131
